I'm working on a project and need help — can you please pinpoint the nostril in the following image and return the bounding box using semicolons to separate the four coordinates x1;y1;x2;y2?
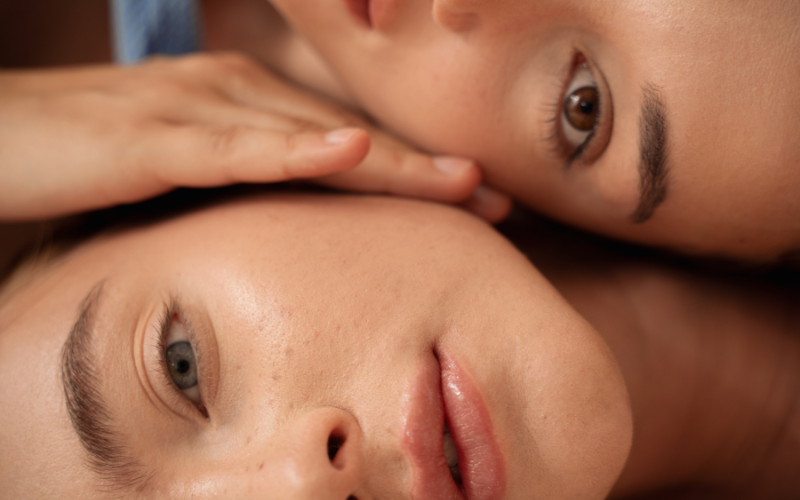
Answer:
327;434;345;462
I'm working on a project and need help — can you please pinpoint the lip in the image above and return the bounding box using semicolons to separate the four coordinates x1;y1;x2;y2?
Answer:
401;352;506;499
342;0;398;30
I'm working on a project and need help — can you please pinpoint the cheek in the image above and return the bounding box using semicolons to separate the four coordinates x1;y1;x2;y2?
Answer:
357;46;504;155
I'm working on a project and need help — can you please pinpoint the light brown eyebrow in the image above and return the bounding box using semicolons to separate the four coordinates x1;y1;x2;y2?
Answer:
631;84;670;224
61;282;155;493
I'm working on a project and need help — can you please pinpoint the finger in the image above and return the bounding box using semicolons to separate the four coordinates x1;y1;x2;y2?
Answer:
134;125;371;189
205;55;370;130
316;146;482;203
460;185;514;223
160;97;328;134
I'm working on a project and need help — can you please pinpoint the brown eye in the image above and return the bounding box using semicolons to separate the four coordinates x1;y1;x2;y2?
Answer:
563;87;598;131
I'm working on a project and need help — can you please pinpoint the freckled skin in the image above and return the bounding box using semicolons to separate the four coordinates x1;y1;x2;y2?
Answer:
0;195;631;499
211;0;800;261
4;195;796;498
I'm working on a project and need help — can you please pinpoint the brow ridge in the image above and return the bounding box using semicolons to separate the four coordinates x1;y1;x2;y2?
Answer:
61;283;154;493
631;84;670;224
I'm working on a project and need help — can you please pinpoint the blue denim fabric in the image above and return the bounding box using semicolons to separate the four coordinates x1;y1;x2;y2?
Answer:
110;0;202;64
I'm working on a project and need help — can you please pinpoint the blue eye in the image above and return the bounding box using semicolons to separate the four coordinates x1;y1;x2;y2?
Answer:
161;315;203;407
166;341;197;390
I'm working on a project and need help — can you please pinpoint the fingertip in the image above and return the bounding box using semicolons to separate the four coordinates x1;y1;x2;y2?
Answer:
461;184;514;223
286;128;371;178
324;127;371;166
433;156;475;177
425;156;482;202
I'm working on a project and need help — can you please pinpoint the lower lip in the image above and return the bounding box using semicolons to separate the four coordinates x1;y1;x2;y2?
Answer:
401;353;506;499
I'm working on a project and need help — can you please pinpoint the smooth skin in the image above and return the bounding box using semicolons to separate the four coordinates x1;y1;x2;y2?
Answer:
0;0;510;222
214;0;800;262
1;195;798;498
3;0;798;259
0;195;632;499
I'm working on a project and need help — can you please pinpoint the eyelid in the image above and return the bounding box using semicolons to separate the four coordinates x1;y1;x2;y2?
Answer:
157;305;208;417
560;64;597;151
146;298;214;421
545;51;614;167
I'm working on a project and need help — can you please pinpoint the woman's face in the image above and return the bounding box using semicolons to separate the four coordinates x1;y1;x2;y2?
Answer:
271;0;800;260
0;195;631;499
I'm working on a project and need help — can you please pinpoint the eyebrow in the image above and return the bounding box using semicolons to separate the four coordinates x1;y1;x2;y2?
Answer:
61;283;155;493
630;84;670;224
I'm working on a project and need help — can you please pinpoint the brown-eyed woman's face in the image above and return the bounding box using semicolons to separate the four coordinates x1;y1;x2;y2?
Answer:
270;0;800;261
0;195;631;499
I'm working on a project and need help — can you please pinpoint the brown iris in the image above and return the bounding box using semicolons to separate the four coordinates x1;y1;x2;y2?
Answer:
563;86;599;131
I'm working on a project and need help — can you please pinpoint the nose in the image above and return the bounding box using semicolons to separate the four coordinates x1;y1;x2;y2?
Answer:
431;0;483;33
255;408;364;500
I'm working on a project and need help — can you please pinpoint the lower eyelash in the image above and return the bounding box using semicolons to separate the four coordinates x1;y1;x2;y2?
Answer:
542;51;603;168
155;298;209;418
542;78;569;159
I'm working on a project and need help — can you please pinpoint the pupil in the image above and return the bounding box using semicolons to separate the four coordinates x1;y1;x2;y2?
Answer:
176;359;190;374
580;101;594;114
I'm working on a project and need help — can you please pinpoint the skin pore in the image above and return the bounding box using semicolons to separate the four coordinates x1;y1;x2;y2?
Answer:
205;0;800;262
0;2;797;495
2;0;797;261
1;194;798;499
0;195;632;499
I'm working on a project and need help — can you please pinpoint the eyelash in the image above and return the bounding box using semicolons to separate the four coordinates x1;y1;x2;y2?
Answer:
155;299;208;418
544;53;604;166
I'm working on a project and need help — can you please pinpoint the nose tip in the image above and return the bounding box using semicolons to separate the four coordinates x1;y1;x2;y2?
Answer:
275;407;363;500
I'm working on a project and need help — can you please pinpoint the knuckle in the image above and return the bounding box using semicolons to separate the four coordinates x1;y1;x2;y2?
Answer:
328;107;364;128
390;148;415;172
149;77;197;97
283;132;301;154
176;52;232;75
207;125;245;161
216;51;260;71
294;120;324;134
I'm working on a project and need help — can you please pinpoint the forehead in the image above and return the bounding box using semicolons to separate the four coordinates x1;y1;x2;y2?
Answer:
0;255;101;497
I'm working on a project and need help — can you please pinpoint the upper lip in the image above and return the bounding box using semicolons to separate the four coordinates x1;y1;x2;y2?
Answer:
401;350;506;499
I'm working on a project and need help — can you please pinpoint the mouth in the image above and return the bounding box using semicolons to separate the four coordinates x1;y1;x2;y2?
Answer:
342;0;397;30
401;351;506;499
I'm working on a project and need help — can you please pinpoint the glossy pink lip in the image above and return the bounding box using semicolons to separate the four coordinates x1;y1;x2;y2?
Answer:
342;0;397;30
401;352;506;499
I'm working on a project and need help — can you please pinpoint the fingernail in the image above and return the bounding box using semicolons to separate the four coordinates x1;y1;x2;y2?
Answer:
325;127;361;144
471;184;508;205
433;156;473;176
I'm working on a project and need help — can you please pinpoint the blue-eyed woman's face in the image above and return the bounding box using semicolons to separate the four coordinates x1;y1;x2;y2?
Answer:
0;195;631;499
271;0;800;261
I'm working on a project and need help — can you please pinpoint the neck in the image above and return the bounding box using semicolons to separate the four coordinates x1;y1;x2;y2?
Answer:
580;268;800;498
503;214;800;498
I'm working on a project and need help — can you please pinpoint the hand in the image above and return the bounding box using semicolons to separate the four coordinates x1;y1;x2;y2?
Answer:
0;52;510;221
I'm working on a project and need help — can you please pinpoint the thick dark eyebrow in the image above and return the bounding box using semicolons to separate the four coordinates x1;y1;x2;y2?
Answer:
61;283;155;493
630;84;670;224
